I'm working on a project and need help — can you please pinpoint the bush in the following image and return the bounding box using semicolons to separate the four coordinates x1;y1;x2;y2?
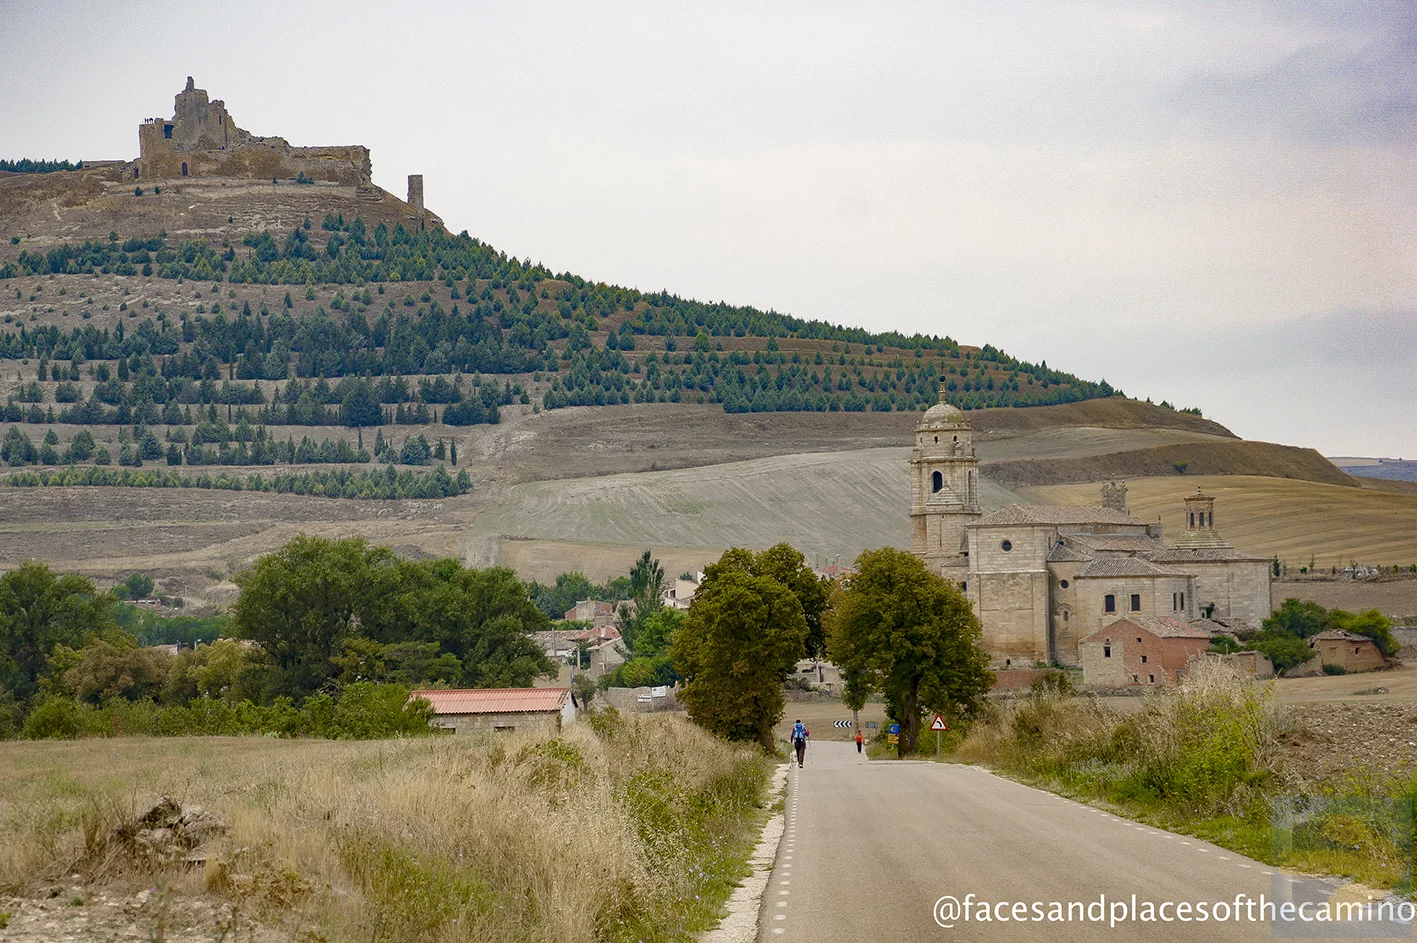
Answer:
1323;663;1347;676
21;697;86;739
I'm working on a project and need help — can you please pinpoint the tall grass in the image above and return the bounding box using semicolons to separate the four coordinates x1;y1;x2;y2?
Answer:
0;712;770;942
956;660;1278;817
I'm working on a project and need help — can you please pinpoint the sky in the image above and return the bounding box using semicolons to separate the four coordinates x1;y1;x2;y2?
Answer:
2;1;1413;456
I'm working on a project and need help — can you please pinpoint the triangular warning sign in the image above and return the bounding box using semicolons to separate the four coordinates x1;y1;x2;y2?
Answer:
930;714;947;731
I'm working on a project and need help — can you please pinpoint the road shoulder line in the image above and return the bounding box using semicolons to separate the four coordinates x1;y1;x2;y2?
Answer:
700;762;790;943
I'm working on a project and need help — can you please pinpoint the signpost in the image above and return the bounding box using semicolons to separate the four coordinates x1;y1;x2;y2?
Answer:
887;722;900;747
930;713;948;756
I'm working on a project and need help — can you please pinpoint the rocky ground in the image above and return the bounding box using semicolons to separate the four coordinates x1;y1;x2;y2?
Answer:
0;888;304;943
1277;701;1417;784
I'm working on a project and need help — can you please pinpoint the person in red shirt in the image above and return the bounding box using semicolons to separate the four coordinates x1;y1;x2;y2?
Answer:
855;729;864;753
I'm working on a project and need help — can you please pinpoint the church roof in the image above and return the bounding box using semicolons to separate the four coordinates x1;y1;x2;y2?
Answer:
1148;547;1269;564
970;504;1145;528
1077;557;1185;578
1064;534;1165;553
1084;616;1213;642
1046;543;1091;563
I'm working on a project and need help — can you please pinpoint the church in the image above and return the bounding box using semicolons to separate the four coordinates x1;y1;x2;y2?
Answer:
908;389;1272;668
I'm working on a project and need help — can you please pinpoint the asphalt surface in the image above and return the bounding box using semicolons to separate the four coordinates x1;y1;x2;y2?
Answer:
759;741;1408;942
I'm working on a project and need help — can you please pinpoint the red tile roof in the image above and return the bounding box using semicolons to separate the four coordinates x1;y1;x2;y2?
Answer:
410;688;570;715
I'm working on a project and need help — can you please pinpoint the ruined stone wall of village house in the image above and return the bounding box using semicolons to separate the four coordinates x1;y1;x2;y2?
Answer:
1160;637;1213;683
1072;574;1193;644
1189;560;1271;626
1314;638;1387;673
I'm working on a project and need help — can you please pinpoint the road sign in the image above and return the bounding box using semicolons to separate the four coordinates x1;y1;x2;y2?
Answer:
833;720;853;728
886;734;898;745
865;721;878;729
888;723;900;735
930;714;948;731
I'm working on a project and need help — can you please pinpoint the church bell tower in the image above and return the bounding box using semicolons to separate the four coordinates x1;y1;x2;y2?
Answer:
910;385;982;571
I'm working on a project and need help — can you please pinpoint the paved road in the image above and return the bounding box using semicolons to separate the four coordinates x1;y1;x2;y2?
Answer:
759;742;1407;942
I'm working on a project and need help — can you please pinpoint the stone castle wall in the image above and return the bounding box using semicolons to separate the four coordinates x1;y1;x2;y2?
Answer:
137;78;372;185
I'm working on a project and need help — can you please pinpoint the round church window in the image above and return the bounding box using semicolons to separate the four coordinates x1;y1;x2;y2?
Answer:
1001;540;1013;552
1060;579;1069;589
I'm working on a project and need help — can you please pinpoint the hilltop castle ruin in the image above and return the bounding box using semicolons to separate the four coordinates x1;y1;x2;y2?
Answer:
135;77;373;185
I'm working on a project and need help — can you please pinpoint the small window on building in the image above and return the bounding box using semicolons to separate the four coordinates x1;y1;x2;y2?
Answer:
1355;647;1362;655
1140;655;1148;664
1130;594;1141;612
181;161;188;177
1001;540;1013;552
493;724;516;732
933;435;938;443
1148;674;1156;684
164;123;173;139
932;470;943;493
1103;643;1111;657
1105;594;1115;613
960;582;967;592
1062;610;1069;622
1060;579;1069;589
1180;593;1185;610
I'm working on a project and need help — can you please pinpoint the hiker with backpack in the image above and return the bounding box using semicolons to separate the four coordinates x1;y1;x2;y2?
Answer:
791;719;809;767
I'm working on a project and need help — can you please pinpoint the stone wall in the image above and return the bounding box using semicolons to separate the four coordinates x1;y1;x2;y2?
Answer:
137;78;372;185
1191;559;1271;626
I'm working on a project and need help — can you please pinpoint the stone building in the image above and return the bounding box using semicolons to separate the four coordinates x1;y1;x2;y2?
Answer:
1078;616;1214;689
1309;629;1387;673
908;388;1273;667
135;77;372;184
411;687;576;734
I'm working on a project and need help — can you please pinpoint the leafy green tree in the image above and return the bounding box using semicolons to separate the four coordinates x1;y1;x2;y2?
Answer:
1326;608;1399;657
673;550;808;750
1248;635;1315;673
0;562;117;700
123;573;155;600
62;639;169;703
635;607;684;655
1261;598;1327;639
621;550;666;651
231;536;397;698
827;547;992;755
331;636;462;686
393;561;553;688
527;571;598;619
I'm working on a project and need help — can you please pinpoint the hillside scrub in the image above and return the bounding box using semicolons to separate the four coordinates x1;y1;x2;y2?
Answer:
0;712;772;943
1;220;1116;415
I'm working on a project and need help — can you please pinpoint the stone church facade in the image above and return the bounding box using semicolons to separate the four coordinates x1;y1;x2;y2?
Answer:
909;389;1272;668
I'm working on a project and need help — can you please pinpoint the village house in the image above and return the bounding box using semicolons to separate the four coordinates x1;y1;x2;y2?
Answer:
411;687;576;735
663;573;702;611
1309;629;1388;674
1079;616;1214;690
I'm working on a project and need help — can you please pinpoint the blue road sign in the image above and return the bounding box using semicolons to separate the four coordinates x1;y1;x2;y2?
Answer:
888;723;900;735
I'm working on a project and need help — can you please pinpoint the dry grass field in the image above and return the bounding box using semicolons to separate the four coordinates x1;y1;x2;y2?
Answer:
0;715;769;943
1024;474;1417;569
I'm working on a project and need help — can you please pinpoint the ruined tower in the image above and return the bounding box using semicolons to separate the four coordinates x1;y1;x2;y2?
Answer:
909;385;982;570
408;175;424;214
1100;479;1129;515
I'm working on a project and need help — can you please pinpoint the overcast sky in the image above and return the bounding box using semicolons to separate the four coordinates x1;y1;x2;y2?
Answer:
3;1;1413;456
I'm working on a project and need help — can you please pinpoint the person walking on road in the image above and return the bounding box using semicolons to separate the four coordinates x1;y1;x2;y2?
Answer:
792;719;809;768
855;729;864;754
